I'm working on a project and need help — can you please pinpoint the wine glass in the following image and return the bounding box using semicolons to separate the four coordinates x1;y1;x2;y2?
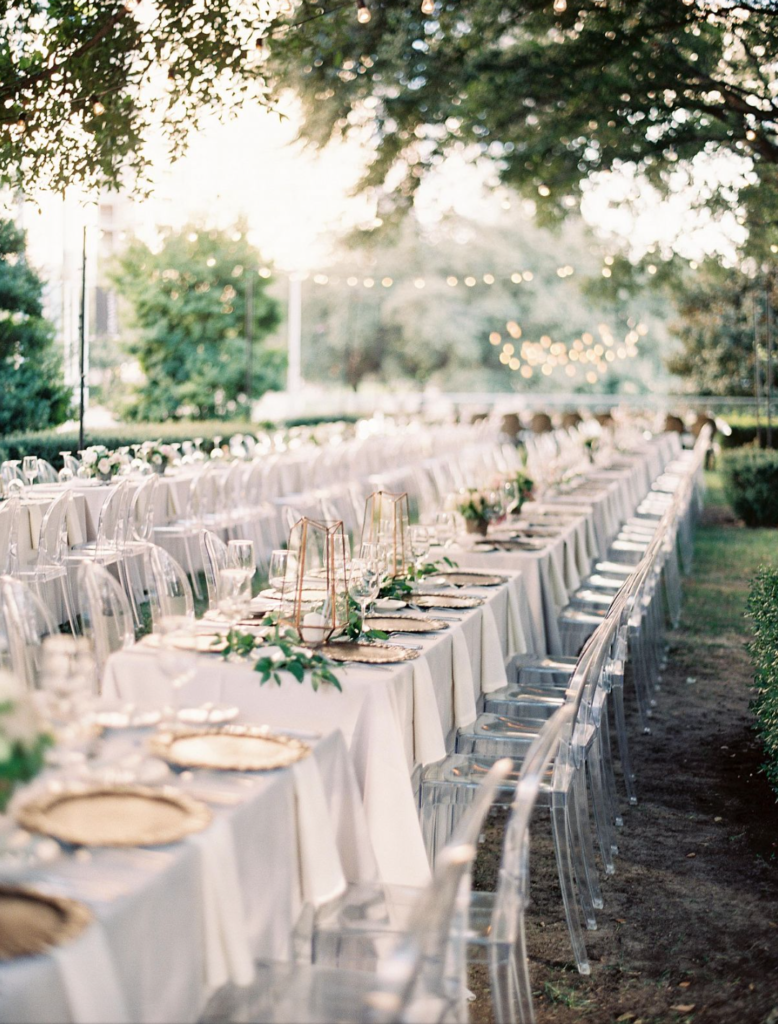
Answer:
217;566;252;622
228;539;255;596
433;511;456;550
22;456;38;488
348;558;380;637
409;524;431;569
269;549;289;592
156;615;200;720
503;480;520;519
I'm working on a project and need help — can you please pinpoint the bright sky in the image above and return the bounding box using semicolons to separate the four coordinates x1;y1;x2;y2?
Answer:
14;95;750;279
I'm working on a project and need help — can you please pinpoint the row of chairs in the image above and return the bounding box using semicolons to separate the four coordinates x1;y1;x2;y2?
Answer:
221;428;707;1024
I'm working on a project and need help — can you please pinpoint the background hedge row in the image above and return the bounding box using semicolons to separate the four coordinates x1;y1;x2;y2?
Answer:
748;568;778;796
0;416;358;469
721;448;778;527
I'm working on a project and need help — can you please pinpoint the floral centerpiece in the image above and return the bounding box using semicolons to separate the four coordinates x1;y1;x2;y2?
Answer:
78;445;130;481
449;488;502;536
0;672;52;813
139;439;177;475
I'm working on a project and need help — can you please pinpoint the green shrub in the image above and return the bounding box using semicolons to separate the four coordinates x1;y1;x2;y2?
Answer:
748;567;778;795
0;415;359;469
721;448;778;527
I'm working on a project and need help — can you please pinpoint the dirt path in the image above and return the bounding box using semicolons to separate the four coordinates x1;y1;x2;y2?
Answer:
470;489;778;1024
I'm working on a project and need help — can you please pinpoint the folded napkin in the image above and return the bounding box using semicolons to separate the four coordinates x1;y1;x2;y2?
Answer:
450;628;476;727
411;655;447;765
480;603;508;694
53;920;131;1024
292;754;347;908
507;584;528;656
191;815;254;992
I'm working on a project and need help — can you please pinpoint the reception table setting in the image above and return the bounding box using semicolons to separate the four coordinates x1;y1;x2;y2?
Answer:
0;411;703;1024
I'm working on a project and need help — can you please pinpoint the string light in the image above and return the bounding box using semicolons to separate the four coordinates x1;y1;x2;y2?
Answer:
421;0;435;12
356;0;371;23
553;0;567;11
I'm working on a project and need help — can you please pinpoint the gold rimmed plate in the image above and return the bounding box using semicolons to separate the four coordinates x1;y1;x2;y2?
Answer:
0;886;92;961
364;615;448;633
16;785;212;848
428;571;506;588
319;641;419;664
411;593;484;610
146;633;227;654
149;725;311;772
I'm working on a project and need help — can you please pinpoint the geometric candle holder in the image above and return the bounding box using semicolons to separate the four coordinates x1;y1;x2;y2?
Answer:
280;516;350;645
360;491;411;577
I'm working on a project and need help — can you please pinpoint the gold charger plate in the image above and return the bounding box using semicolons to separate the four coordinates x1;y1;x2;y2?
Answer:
16;785;212;848
146;633;227;654
411;594;484;609
319;641;419;664
0;885;92;961
149;725;310;772
364;615;448;633
429;571;505;587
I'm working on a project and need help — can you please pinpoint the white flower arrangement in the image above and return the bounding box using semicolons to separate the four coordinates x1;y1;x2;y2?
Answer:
77;445;130;479
139;440;177;473
452;488;501;523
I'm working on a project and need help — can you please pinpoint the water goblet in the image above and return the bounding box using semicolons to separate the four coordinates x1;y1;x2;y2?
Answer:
348;558;380;638
269;549;289;592
217;566;252;622
22;456;38;488
409;524;431;569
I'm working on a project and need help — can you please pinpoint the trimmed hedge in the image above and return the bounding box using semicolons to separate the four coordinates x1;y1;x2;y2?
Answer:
719;425;778;450
0;415;359;469
721;448;778;527
748;567;778;795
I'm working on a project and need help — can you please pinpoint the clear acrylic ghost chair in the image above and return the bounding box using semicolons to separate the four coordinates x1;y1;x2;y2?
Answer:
143;544;195;630
202;835;483;1024
35;459;59;484
153;465;226;599
199;529;229;613
307;715;574;1024
452;620;627;947
76;562;134;688
243;460;282;558
298;759;511;971
0;575;59;690
1;461;25;486
121;474;160;628
0;494;21;575
422;653;601;977
67;478;131;569
10;489;78;634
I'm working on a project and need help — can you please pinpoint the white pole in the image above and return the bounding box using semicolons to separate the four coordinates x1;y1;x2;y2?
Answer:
287;273;302;393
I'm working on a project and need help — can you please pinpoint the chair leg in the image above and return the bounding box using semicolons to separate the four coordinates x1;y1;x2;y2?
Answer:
599;701;623;827
612;682;638;806
570;770;603;914
59;575;79;636
182;534;203;599
550;802;590;975
588;742;617;872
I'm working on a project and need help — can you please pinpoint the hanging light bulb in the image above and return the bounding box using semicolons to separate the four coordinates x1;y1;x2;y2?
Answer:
553;0;567;11
421;0;435;13
356;0;371;23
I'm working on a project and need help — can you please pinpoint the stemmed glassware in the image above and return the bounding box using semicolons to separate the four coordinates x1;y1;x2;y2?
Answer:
409;524;431;570
36;636;99;770
432;511;456;550
217;566;252;622
348;557;380;639
22;456;38;488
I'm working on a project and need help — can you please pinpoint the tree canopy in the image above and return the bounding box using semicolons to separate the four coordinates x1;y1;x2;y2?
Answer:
0;0;278;193
0;218;71;434
268;0;778;254
113;224;284;421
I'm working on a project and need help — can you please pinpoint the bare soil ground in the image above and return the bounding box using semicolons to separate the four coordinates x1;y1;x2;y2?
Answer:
469;482;778;1024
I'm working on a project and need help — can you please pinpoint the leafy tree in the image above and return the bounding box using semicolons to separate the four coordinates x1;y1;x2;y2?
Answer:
113;225;284;421
0;1;277;193
268;0;778;250
0;218;71;435
301;209;671;394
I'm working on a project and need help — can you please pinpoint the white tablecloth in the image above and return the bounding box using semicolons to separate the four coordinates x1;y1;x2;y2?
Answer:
0;730;375;1024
